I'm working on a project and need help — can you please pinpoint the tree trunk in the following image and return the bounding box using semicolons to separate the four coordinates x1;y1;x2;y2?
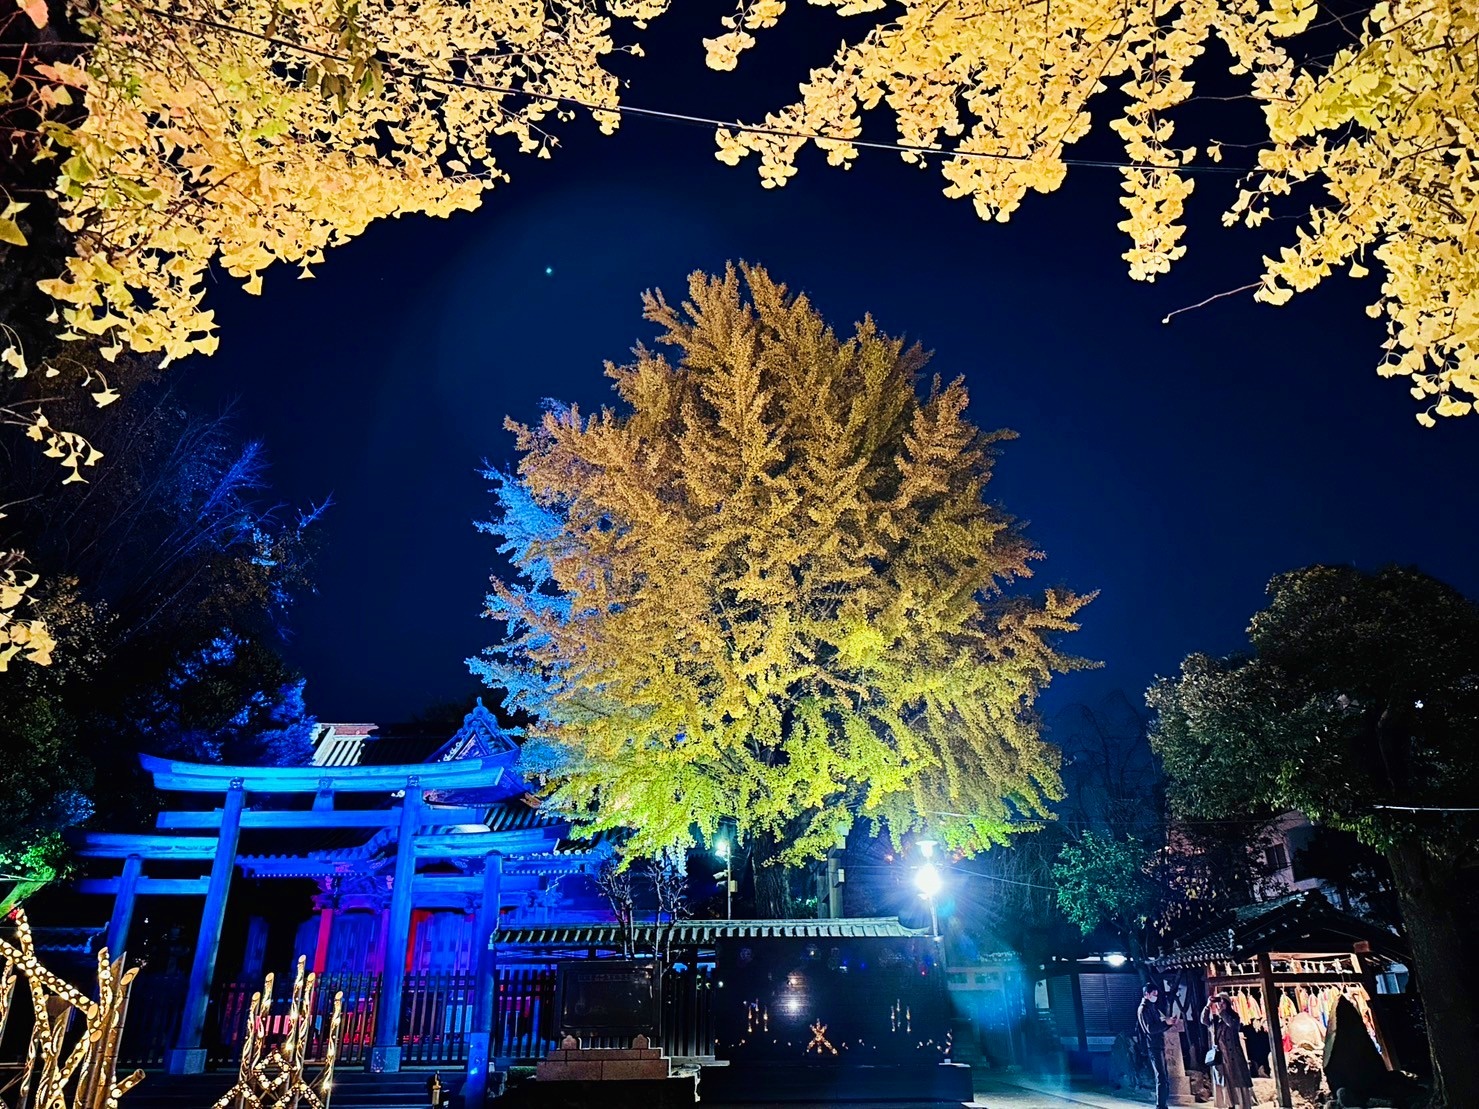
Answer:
1385;839;1479;1108
752;834;795;919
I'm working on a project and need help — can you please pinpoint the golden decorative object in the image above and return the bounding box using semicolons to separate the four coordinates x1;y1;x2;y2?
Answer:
805;1020;836;1056
0;907;143;1109
212;957;342;1109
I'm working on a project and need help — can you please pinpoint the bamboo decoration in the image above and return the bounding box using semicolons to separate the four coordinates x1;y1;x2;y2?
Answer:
212;956;343;1109
0;908;144;1109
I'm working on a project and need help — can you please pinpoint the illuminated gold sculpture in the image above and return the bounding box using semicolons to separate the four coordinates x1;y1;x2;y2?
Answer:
0;907;143;1109
212;956;342;1109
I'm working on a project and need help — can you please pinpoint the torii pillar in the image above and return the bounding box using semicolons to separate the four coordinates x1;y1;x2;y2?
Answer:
463;854;504;1106
368;777;420;1073
105;853;143;961
168;779;245;1074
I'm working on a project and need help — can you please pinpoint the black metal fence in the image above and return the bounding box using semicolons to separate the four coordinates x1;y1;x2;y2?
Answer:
490;965;716;1062
113;964;714;1068
119;972;186;1068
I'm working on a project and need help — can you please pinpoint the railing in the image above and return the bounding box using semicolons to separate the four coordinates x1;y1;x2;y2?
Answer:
115;963;715;1069
207;972;382;1067
662;968;715;1058
490;965;716;1063
327;972;382;1066
493;967;557;1061
400;974;476;1066
118;973;186;1068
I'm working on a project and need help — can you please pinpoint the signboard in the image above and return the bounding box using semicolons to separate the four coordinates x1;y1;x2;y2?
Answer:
556;960;661;1038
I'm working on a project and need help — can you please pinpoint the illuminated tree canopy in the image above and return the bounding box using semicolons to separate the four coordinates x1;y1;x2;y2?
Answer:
6;0;1474;665
706;0;1479;425
471;264;1090;872
1;0;657;663
2;0;1474;427
3;0;656;366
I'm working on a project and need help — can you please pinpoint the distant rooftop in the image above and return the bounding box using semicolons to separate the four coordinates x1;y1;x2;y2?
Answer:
494;917;926;948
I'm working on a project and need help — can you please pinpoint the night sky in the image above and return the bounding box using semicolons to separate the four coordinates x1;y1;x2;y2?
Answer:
180;7;1477;725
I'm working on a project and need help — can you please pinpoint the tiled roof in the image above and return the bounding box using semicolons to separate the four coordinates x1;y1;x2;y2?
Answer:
312;725;449;767
494;917;925;947
428;699;520;762
485;794;561;833
1152;891;1407;970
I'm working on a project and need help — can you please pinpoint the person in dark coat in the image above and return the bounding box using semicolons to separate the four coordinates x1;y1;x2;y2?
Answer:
1138;983;1176;1109
1200;994;1254;1109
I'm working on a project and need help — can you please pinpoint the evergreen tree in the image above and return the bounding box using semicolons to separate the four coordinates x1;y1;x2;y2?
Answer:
0;378;319;910
1149;565;1479;1107
472;264;1088;914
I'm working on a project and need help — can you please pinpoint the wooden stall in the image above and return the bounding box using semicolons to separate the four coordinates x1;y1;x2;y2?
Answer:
1152;892;1409;1109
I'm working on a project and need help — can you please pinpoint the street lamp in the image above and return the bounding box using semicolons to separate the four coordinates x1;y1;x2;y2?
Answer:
716;839;732;919
914;841;941;940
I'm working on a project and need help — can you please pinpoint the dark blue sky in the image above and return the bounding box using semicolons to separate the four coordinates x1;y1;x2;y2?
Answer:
181;10;1477;723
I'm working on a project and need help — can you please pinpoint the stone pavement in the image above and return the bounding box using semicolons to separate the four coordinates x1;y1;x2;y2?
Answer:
970;1075;1157;1107
703;1074;1158;1109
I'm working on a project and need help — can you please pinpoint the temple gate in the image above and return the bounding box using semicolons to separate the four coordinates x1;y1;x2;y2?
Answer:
68;701;607;1102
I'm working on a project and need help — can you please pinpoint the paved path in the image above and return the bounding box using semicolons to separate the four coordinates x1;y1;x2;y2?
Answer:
706;1075;1158;1109
971;1076;1156;1107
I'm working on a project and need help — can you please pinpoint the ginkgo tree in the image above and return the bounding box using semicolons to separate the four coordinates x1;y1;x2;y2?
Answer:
3;0;658;366
2;0;659;665
7;0;1476;427
0;554;54;671
471;264;1090;915
704;0;1479;426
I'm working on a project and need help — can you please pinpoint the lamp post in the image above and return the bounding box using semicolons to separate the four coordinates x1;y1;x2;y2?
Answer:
716;839;732;919
915;840;941;941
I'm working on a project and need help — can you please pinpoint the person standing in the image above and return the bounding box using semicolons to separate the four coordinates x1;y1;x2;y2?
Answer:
1200;994;1254;1109
1138;983;1177;1109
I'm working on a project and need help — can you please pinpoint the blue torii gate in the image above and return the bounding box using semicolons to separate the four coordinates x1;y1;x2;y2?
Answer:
74;749;557;1081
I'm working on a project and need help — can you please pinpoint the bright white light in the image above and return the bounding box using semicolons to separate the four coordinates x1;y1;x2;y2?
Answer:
784;996;802;1014
915;862;943;898
716;840;729;859
1105;953;1128;968
917;839;938;860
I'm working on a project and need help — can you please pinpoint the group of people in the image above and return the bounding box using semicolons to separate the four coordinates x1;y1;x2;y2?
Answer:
1137;983;1255;1109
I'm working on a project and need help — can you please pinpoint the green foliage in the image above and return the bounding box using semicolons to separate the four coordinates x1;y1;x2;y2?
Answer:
0;579;99;910
1147;564;1479;857
474;264;1090;867
1051;696;1274;953
1052;830;1158;937
1147;564;1479;1106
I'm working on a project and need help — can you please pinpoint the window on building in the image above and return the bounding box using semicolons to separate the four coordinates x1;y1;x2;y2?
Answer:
1264;841;1289;871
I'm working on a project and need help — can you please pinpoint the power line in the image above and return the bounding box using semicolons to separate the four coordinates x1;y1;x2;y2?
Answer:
918;807;1290;829
131;6;1251;177
944;865;1062;892
847;862;1062;892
